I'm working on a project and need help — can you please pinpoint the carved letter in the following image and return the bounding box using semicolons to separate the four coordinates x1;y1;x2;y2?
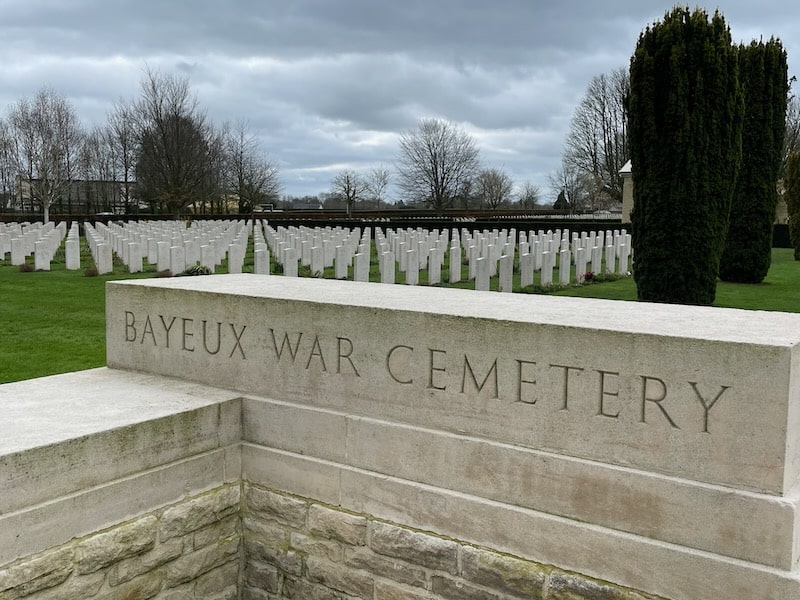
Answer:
125;311;136;342
270;329;302;363
461;356;498;399
386;345;413;384
159;315;177;348
305;335;327;371
229;324;247;359
516;360;537;403
428;348;447;390
689;381;730;434
202;320;222;355
597;370;620;418
141;315;156;345
181;318;194;352
550;364;584;410
337;337;360;376
640;375;679;429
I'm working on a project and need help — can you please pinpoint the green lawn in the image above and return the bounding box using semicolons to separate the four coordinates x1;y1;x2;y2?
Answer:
2;240;799;383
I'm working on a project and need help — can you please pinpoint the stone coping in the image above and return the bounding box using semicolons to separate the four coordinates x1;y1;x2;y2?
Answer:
110;274;800;345
0;367;240;455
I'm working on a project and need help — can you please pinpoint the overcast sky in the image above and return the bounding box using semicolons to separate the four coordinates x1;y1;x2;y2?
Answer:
1;1;797;202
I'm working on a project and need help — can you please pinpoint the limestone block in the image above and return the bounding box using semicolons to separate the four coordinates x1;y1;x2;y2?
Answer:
243;539;302;576
374;580;436;600
244;560;280;594
75;515;157;574
242;517;289;548
344;547;427;588
546;570;652;600
306;556;374;599
244;485;308;528
369;522;458;575
193;515;239;550
194;562;240;597
460;545;546;598
108;538;183;586
431;575;503;600
163;536;238;588
307;504;367;546
24;571;105;600
95;569;165;600
106;277;800;496
0;547;73;598
289;533;342;562
159;486;240;542
281;576;342;600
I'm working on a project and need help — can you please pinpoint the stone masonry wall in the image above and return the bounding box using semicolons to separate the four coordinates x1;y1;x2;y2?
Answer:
241;483;666;600
0;484;241;600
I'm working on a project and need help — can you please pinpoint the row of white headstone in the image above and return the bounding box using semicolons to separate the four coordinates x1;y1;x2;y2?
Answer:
1;220;631;292
82;219;254;275
261;223;632;291
0;222;74;271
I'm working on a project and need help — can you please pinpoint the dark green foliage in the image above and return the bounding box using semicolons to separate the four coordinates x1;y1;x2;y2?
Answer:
629;7;743;304
719;40;789;282
786;151;800;258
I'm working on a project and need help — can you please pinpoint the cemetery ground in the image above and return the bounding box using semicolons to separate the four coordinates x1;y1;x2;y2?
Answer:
1;234;799;383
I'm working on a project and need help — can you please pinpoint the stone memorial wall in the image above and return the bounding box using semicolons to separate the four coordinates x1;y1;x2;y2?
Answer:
4;275;800;599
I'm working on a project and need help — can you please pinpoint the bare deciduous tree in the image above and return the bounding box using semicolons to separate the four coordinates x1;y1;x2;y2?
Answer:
79;127;121;213
330;169;368;217
222;120;281;214
784;90;800;177
517;180;541;209
476;167;514;210
396;118;480;214
7;87;83;222
133;68;216;216
0;118;15;211
562;68;629;205
106;101;138;212
365;165;390;205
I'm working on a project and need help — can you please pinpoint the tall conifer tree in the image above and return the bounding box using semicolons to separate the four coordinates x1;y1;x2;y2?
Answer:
786;151;800;259
629;7;743;304
719;39;789;282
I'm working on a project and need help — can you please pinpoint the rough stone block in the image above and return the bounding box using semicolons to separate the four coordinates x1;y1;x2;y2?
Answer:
160;486;240;542
290;533;342;562
281;576;342;600
308;504;367;546
76;515;157;574
431;575;503;600
344;546;427;588
306;556;374;598
24;571;105;600
546;571;652;600
164;537;238;588
95;568;165;600
0;547;73;598
244;485;308;528
460;545;546;598
108;537;183;586
244;559;281;594
369;522;458;575
244;540;303;577
374;580;436;600
194;515;239;550
195;562;240;597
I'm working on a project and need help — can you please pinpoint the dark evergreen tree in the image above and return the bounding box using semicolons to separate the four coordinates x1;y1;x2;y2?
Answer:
786;151;800;259
628;7;743;304
719;39;789;282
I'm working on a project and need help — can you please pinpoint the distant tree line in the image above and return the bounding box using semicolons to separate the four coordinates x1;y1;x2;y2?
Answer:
0;68;280;221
